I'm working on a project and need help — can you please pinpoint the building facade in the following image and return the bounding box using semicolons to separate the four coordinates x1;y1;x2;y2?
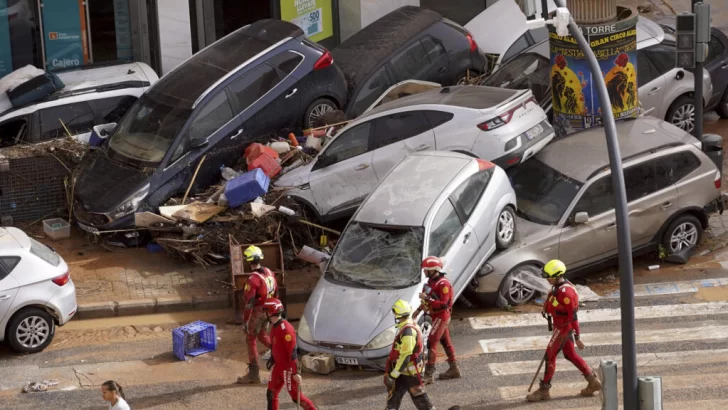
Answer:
0;0;498;79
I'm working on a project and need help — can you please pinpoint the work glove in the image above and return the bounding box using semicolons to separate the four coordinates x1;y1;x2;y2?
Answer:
293;374;302;385
384;374;395;389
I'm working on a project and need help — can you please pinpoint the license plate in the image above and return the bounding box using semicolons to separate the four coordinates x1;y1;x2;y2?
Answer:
525;124;544;140
335;357;359;365
78;223;99;234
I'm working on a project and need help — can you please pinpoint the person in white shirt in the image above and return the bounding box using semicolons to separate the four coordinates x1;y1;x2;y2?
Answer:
101;380;130;410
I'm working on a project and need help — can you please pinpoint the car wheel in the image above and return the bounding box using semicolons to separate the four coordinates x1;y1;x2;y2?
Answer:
304;98;337;129
666;95;696;133
662;213;703;255
496;205;517;250
716;88;728;119
7;308;55;353
502;265;542;306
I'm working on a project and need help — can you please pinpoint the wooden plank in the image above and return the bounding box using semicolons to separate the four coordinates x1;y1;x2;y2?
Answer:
172;202;226;223
134;212;174;228
159;205;186;219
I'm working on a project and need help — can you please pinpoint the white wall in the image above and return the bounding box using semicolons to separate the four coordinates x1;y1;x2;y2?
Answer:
360;0;420;29
156;0;192;75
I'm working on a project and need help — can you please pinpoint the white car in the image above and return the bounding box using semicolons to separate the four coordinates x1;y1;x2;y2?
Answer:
276;85;554;222
297;151;517;368
0;228;76;353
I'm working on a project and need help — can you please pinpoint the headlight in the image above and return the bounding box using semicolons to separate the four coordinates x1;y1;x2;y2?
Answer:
298;315;314;343
110;184;150;219
365;326;397;350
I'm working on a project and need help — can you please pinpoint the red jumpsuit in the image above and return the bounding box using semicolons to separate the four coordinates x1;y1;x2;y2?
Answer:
543;280;592;383
422;274;456;365
267;319;315;410
243;267;278;364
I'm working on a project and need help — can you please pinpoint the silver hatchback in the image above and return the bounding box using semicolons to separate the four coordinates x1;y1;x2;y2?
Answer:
472;117;722;307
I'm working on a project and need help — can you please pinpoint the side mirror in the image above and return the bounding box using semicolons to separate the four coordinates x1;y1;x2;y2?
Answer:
574;212;589;224
675;71;685;81
190;137;208;149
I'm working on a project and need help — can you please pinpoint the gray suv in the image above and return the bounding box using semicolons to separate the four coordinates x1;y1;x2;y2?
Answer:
472;117;722;307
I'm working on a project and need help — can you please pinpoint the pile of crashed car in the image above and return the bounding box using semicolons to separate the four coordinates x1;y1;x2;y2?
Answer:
1;4;726;330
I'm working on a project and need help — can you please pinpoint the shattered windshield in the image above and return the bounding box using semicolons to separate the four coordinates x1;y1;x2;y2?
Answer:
507;158;583;225
325;222;424;290
107;93;192;166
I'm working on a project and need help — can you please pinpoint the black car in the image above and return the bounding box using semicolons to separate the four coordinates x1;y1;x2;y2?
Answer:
656;17;728;118
73;19;347;232
332;6;487;119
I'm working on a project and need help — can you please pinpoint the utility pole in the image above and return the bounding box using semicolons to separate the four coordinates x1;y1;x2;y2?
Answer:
693;0;704;144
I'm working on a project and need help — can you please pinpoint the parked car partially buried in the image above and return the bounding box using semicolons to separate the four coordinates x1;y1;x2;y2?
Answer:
471;117;722;308
276;85;553;222
296;151;516;368
72;19;347;233
0;227;76;353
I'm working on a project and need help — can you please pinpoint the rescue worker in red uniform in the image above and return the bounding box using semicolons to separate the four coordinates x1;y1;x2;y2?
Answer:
237;245;279;385
526;259;602;402
413;256;461;384
384;299;434;410
262;298;317;410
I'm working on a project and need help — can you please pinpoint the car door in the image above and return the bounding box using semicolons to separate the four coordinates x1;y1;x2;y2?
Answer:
623;158;678;247
36;101;95;142
249;50;304;131
348;65;396;118
640;44;686;120
0;258;20;325
636;51;666;118
426;198;479;296
558;175;619;267
705;32;728;100
420;35;450;84
391;37;447;85
370;111;436;179
308;122;377;217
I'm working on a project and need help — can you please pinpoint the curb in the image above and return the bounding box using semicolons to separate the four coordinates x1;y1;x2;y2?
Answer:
73;290;313;320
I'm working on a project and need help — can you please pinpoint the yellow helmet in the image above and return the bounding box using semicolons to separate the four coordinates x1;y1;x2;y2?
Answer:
244;245;264;263
391;299;412;320
542;259;566;278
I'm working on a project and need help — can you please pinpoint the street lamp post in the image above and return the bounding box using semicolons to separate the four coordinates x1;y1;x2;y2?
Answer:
693;0;705;143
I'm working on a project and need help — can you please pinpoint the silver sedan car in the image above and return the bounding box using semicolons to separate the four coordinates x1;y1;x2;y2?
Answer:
296;151;517;368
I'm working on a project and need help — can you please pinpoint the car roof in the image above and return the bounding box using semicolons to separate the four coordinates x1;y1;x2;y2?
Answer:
0;227;29;251
359;85;519;119
331;6;442;95
354;151;473;226
537;117;696;181
149;19;303;111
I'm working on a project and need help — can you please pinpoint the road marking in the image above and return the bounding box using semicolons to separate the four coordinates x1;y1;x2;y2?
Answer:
604;277;728;298
488;348;728;376
479;325;728;354
499;372;728;401
469;302;728;329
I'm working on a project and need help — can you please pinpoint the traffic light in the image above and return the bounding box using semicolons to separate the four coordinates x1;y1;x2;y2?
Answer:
676;13;696;68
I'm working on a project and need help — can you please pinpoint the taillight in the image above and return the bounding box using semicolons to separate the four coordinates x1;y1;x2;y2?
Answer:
715;170;722;189
476;159;495;170
466;33;478;53
52;272;70;286
313;50;333;71
478;97;535;131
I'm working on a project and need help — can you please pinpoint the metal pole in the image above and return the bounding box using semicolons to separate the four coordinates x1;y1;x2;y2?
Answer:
550;1;638;409
693;0;705;147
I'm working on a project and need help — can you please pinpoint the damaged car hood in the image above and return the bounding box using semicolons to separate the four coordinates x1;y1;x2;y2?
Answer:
75;153;149;212
275;162;314;188
304;278;419;346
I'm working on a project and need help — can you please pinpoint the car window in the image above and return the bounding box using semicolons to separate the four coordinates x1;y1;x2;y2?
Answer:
318;122;372;168
572;175;615;218
228;64;283;112
658;151;702;184
642;44;675;75
391;40;430;80
39;102;95;141
428;200;463;256
91;96;138;124
1;256;20;276
421;36;446;63
707;35;726;65
351;66;392;117
637;52;661;86
624;161;659;202
373;111;432;149
450;170;493;220
503;34;530;62
0;117;29;148
483;53;551;103
267;51;304;76
172;91;234;162
425;110;454;128
29;238;60;267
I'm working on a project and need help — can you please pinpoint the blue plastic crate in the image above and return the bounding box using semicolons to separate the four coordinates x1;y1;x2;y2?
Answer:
172;321;217;361
224;168;270;208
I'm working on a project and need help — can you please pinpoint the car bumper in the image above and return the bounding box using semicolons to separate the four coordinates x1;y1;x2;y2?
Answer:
493;125;555;168
47;279;77;326
297;337;390;369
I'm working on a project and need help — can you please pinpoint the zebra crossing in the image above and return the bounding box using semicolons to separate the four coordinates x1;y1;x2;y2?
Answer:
457;280;728;408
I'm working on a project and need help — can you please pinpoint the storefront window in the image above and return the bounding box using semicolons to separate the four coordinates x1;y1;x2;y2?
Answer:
89;0;133;63
0;0;43;77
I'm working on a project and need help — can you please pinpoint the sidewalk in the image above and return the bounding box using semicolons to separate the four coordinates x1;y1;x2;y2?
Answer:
29;226;322;320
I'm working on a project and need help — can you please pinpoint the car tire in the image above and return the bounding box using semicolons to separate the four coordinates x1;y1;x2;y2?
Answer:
6;307;56;353
496;205;517;250
666;95;696;133
501;265;542;306
661;213;704;255
304;98;337;129
716;88;728;119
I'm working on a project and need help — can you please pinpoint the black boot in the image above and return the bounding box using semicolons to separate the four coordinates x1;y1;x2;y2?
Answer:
412;392;435;410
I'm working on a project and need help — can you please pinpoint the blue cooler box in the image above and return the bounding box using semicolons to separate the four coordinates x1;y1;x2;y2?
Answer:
225;168;270;208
